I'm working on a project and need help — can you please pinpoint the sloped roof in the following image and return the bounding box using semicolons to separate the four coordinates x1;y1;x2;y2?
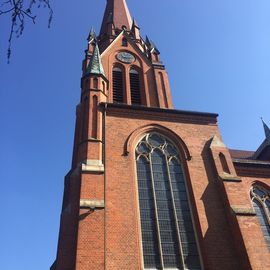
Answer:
229;149;255;159
230;120;270;162
86;44;105;76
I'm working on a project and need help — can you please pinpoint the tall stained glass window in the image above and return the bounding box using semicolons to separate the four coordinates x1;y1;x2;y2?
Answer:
136;133;202;269
251;186;270;250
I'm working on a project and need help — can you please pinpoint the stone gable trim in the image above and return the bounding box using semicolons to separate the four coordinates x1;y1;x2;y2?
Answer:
80;199;105;209
231;206;256;216
219;174;242;182
81;159;105;173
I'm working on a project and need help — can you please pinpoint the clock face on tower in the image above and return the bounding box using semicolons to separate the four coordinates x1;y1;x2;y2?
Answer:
116;52;135;64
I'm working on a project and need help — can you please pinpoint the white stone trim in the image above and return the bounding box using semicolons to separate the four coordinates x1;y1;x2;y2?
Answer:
81;159;104;172
80;199;105;209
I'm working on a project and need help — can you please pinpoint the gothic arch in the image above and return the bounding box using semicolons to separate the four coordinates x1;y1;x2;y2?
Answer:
129;66;144;105
133;129;202;269
124;124;192;161
112;62;126;76
129;64;141;73
250;183;270;250
158;72;169;108
249;181;270;199
112;64;125;103
219;152;231;174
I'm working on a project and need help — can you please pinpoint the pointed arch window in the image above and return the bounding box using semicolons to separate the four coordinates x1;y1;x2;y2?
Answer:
130;69;141;105
122;37;128;47
159;72;168;108
251;186;270;250
136;133;202;269
93;77;98;89
113;67;124;103
219;153;230;174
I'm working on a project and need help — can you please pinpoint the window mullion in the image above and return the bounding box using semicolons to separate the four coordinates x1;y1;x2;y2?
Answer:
165;157;185;270
255;197;270;226
266;199;270;223
149;154;165;269
262;201;270;225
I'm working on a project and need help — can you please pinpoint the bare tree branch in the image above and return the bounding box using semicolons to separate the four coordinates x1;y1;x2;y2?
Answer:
0;0;53;63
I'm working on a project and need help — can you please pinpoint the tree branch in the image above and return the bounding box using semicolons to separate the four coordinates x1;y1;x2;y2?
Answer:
0;0;53;63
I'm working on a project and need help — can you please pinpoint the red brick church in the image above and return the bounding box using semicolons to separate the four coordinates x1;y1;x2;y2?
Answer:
51;1;270;269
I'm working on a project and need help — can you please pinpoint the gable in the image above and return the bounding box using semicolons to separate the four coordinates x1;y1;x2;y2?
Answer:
101;31;152;69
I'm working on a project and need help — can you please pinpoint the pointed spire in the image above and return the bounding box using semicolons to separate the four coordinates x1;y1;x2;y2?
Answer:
132;18;139;29
145;36;155;49
131;18;140;39
86;44;105;76
100;0;133;36
145;35;160;54
145;35;152;47
261;118;270;140
87;27;96;42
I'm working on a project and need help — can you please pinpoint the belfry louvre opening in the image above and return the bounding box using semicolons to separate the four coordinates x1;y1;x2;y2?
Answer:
136;133;202;270
130;69;141;105
113;67;124;103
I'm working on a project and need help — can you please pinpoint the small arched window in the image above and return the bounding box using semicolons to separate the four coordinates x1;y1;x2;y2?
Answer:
130;69;141;105
122;37;128;47
219;153;230;174
113;67;124;103
93;78;98;89
251;186;270;250
91;96;98;139
136;133;202;269
159;72;168;108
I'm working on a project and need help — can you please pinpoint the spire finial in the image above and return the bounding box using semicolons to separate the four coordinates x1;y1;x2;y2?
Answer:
261;118;270;139
132;18;139;28
86;43;105;76
145;35;160;54
87;27;96;42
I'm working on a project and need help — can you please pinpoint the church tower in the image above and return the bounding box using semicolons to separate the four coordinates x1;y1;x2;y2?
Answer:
51;1;270;270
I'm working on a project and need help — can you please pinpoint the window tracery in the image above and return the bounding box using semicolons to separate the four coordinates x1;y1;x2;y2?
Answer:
251;185;270;250
136;133;202;269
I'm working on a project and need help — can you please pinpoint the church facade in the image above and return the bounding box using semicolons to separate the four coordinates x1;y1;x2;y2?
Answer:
51;1;270;269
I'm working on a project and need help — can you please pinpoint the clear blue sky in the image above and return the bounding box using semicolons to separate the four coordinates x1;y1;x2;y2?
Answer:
0;0;269;269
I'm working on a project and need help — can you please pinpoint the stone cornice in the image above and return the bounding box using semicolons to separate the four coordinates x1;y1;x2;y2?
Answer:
101;103;218;125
